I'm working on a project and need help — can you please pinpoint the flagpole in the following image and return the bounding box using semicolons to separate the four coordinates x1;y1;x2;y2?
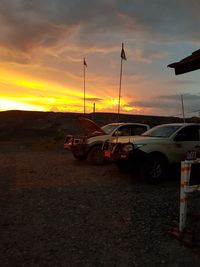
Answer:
181;94;185;123
83;58;86;115
117;57;123;122
117;43;126;122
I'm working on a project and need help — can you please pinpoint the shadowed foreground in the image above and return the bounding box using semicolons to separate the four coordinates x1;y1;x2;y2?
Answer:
0;140;200;266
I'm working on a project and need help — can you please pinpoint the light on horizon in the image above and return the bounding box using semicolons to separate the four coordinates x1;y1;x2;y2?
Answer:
0;99;46;112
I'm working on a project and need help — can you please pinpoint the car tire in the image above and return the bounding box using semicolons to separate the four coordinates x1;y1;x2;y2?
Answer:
140;154;167;184
87;145;105;165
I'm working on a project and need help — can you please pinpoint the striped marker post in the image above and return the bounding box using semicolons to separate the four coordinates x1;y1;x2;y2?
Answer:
179;159;200;232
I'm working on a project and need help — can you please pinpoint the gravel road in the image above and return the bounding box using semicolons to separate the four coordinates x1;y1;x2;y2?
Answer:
1;140;200;267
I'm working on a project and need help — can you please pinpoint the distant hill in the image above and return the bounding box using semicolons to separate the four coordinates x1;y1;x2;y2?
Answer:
0;110;199;140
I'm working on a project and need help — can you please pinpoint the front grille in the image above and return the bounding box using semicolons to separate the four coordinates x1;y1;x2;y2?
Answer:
73;135;87;145
73;138;82;144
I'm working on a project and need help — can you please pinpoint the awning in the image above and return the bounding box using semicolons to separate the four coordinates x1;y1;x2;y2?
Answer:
168;49;200;75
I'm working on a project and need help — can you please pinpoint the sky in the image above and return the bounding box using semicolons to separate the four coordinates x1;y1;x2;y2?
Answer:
0;0;200;117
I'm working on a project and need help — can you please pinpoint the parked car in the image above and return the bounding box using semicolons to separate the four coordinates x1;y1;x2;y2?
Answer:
103;123;200;183
64;117;150;165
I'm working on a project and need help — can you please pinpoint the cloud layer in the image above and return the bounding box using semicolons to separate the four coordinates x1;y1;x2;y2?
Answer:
1;0;200;53
0;0;200;115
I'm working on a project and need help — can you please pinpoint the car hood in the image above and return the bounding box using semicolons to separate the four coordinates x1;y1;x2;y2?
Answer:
110;135;166;144
78;117;105;136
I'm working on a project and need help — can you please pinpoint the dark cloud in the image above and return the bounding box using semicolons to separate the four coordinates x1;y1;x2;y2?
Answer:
84;97;103;102
117;0;200;42
0;1;71;51
155;93;200;101
128;100;177;109
167;80;197;85
127;93;200;112
1;0;200;54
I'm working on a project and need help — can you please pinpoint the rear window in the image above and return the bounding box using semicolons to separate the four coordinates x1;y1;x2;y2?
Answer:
142;125;181;138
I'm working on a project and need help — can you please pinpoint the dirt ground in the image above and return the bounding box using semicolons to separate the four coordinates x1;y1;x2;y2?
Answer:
1;140;200;267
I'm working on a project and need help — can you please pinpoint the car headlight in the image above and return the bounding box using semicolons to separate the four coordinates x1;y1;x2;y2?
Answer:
121;143;134;152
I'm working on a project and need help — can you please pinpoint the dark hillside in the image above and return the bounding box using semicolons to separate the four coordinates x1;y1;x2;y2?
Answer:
0;110;199;140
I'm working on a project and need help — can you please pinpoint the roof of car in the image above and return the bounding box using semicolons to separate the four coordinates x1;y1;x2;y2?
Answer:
154;123;200;127
107;122;149;126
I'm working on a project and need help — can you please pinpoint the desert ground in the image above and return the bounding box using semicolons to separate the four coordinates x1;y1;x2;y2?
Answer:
1;137;200;267
1;111;200;266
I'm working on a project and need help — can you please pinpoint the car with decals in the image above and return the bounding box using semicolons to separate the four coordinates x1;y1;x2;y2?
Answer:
103;123;200;183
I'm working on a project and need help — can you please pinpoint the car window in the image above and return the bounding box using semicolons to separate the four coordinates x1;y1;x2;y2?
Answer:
113;125;148;136
101;124;118;134
131;125;148;135
117;125;131;136
174;125;200;141
142;125;181;138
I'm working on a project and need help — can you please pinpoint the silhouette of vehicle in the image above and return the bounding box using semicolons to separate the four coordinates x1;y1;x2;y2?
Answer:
64;117;150;165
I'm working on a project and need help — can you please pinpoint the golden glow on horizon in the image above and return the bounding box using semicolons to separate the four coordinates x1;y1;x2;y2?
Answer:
104;98;125;106
0;68;138;113
0;68;86;98
0;68;98;112
0;99;46;111
123;105;141;113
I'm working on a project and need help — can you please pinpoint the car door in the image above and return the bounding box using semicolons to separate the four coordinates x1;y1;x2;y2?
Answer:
172;125;200;162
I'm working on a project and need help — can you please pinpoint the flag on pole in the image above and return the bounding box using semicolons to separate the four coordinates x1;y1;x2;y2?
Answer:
84;58;87;67
83;58;87;115
121;43;127;60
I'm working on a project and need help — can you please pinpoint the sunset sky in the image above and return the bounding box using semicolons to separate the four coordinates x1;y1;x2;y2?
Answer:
0;0;200;116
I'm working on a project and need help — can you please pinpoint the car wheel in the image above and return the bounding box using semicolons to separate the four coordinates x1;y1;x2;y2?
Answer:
140;155;167;184
88;145;105;165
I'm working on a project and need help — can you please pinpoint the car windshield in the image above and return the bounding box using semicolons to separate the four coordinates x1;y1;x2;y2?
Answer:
142;125;181;138
101;124;118;135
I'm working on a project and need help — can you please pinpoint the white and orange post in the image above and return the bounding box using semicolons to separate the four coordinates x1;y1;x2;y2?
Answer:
179;159;200;232
179;161;191;232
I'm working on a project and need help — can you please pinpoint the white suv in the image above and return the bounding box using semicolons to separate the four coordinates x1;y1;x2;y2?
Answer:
103;123;200;183
64;117;150;165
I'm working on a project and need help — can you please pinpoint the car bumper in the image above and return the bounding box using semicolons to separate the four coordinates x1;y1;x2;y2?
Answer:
104;147;147;162
64;143;72;150
71;144;90;157
104;149;132;161
64;135;88;153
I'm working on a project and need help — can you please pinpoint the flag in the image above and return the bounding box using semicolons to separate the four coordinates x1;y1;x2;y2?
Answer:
84;58;87;67
121;43;127;60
